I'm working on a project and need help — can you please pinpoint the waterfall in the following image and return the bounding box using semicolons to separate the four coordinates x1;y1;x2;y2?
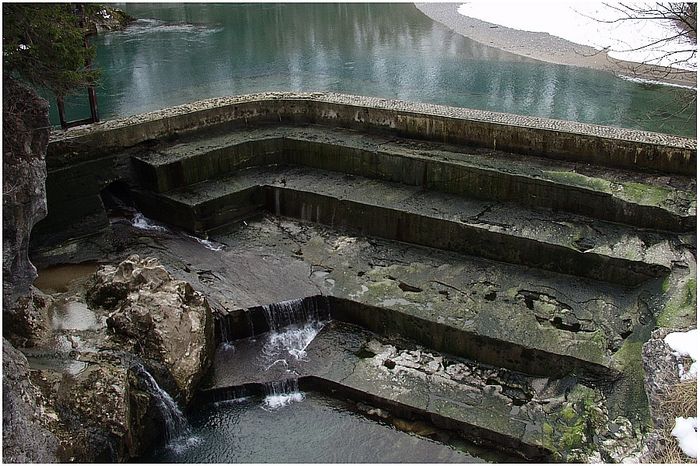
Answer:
261;297;329;360
274;188;281;216
217;315;235;351
262;379;305;409
261;297;329;331
134;365;196;450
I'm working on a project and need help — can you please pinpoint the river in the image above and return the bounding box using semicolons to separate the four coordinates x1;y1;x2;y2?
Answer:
51;3;695;136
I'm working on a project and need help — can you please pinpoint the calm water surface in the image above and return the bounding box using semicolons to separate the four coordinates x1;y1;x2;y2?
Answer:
144;392;521;463
52;3;696;136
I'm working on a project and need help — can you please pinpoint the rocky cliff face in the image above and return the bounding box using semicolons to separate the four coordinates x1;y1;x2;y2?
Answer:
2;79;58;463
2;79;214;462
88;255;215;404
2;77;51;346
2;339;59;463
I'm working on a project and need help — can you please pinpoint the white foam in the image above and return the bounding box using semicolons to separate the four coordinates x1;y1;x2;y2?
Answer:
263;323;323;361
220;342;235;353
671;417;698;459
188;235;225;251
262;391;305;410
167;435;202;455
132;213;168;232
617;74;697;90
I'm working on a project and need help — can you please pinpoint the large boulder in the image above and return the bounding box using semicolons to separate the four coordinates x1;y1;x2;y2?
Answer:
2;339;59;463
2;77;51;345
87;255;214;404
26;351;166;462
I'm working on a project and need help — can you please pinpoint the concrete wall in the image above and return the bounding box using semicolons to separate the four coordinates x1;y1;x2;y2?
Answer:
48;92;696;175
33;92;696;262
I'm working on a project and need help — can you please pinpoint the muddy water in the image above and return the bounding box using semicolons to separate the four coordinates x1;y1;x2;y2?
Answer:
34;262;100;293
144;391;515;463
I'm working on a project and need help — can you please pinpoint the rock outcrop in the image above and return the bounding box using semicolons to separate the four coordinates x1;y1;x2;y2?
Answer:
2;339;59;463
2;77;51;346
2;78;209;463
87;6;135;33
28;352;158;462
88;255;214;403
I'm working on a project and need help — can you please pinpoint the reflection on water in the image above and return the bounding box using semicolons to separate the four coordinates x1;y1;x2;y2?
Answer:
144;391;518;463
25;356;88;376
50;300;105;331
51;3;695;136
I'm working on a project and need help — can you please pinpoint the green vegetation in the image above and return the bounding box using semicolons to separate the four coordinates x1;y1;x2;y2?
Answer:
540;384;606;461
2;3;99;98
619;181;671;206
658;277;696;328
544;170;676;209
543;170;610;192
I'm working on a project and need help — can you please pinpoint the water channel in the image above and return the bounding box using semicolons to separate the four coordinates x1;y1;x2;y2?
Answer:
52;3;696;136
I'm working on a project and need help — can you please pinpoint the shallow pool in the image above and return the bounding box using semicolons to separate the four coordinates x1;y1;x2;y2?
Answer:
144;391;519;463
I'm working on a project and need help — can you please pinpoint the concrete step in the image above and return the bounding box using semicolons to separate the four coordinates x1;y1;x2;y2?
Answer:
135;166;675;286
202;320;613;461
205;208;651;380
131;125;696;231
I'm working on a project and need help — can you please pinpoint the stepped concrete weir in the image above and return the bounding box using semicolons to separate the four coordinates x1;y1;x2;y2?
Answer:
31;93;696;462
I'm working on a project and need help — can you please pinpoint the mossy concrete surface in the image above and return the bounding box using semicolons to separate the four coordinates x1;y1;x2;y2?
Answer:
129;126;693;230
131;165;678;286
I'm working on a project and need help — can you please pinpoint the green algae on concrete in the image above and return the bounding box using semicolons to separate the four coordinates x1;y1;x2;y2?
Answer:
655;243;697;330
543;170;612;193
658;277;697;329
618;181;674;207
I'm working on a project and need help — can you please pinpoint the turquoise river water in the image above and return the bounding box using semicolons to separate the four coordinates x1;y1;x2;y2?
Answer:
51;3;696;136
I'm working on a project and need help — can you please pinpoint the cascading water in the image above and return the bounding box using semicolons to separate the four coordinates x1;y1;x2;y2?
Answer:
261;297;329;331
217;316;236;352
212;298;330;409
134;365;199;451
132;212;169;232
260;298;329;407
262;379;305;410
261;297;329;361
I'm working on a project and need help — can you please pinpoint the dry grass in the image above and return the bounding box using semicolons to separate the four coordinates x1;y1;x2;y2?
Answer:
647;379;697;464
663;379;698;419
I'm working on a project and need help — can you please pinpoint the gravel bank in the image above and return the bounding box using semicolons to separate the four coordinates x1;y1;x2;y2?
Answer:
415;3;696;88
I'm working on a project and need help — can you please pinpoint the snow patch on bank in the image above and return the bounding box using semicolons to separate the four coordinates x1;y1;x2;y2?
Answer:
671;417;698;459
457;2;696;70
664;329;698;460
665;328;698;380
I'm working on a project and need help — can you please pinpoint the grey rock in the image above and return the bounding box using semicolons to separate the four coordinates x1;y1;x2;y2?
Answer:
2;78;50;343
91;255;214;403
2;339;59;463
